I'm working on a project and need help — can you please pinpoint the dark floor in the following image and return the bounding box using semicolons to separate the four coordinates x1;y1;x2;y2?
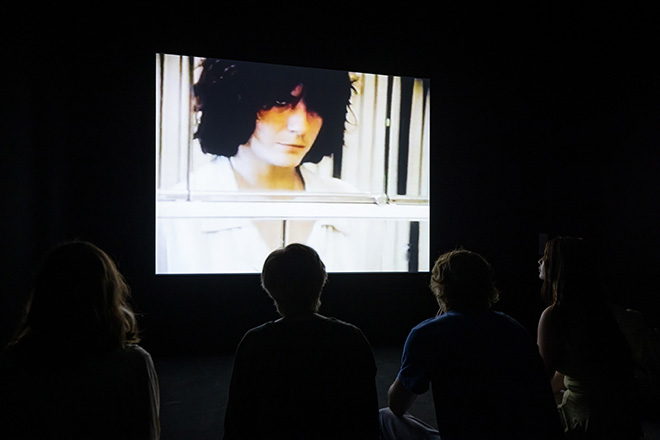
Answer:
154;345;433;439
154;346;660;440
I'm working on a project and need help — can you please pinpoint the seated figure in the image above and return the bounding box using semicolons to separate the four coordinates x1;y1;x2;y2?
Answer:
0;241;160;439
223;243;379;439
537;237;643;439
381;249;563;440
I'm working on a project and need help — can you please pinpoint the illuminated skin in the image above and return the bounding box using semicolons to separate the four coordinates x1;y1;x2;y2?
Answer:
538;257;546;280
230;84;324;190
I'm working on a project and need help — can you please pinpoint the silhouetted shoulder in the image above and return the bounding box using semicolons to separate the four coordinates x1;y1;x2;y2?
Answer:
246;314;366;340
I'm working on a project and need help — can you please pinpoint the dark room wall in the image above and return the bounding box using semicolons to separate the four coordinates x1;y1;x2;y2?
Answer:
2;8;659;356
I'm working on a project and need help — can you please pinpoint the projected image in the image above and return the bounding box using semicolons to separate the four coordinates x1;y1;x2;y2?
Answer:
156;53;430;274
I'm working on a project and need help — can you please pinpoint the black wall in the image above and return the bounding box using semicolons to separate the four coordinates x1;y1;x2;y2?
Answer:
2;9;659;356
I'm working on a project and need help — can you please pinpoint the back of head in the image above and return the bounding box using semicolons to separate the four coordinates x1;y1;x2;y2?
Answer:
261;243;328;317
23;241;138;352
541;236;600;306
430;249;499;312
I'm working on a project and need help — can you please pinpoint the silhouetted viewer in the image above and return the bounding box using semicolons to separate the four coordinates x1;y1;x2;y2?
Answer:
0;241;160;439
381;249;563;440
223;243;379;439
537;237;643;439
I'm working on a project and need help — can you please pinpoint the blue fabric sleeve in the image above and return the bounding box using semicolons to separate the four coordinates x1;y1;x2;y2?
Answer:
397;326;432;395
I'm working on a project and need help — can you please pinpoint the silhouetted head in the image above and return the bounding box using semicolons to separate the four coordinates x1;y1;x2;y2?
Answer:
261;243;328;317
193;58;353;163
540;237;599;306
430;249;500;313
22;241;139;351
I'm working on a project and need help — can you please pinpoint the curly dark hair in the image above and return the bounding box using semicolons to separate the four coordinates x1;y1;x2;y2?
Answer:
193;58;353;163
430;249;500;312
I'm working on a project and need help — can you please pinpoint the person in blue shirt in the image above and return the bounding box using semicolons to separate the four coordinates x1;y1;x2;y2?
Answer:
381;249;563;440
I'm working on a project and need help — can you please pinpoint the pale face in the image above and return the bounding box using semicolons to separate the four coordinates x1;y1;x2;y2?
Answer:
246;84;323;168
538;257;546;280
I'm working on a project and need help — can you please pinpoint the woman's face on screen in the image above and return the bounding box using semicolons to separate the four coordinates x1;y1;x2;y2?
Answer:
246;84;323;168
